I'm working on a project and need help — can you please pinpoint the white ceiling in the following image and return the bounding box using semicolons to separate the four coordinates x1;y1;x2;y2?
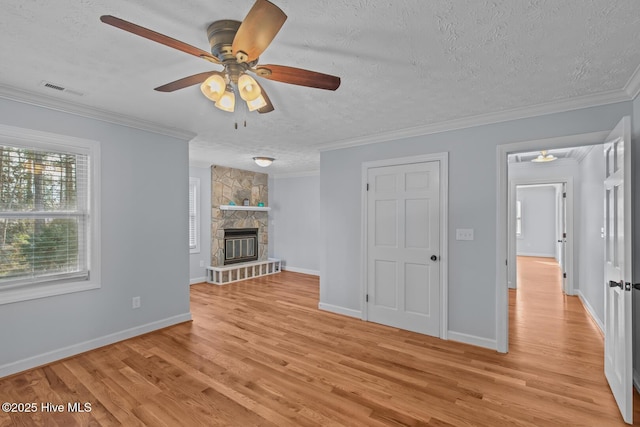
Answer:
1;1;639;175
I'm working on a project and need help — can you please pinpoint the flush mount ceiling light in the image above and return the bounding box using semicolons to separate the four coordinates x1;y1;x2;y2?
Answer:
100;0;341;115
253;156;275;167
531;150;557;163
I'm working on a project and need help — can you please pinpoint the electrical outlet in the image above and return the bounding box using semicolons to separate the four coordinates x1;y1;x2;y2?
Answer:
132;296;141;309
456;228;474;241
199;260;205;267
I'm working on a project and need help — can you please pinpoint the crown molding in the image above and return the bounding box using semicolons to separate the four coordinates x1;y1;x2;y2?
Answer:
189;161;213;169
319;89;631;152
0;84;196;141
624;63;640;100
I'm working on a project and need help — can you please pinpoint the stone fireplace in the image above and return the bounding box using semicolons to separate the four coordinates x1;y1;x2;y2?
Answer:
211;165;268;267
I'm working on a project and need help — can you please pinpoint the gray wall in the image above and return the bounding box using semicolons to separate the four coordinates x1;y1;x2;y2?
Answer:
270;174;320;275
0;97;191;376
578;146;605;326
516;186;557;257
320;101;632;345
188;165;211;283
633;94;640;387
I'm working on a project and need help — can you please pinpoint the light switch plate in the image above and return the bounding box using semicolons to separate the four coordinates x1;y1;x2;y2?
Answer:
456;228;474;241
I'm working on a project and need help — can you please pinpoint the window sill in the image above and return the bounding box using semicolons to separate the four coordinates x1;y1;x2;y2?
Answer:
0;280;100;305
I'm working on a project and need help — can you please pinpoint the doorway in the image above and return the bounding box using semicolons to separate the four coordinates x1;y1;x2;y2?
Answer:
497;119;634;423
496;130;610;352
508;180;571;294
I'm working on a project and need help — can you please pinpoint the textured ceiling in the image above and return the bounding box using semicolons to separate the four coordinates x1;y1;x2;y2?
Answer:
1;1;639;175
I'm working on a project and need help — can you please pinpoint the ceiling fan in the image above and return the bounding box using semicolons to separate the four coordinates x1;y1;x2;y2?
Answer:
100;0;341;114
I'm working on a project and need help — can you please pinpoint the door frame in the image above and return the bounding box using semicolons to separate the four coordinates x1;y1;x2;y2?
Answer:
508;178;574;295
496;130;610;353
361;152;449;339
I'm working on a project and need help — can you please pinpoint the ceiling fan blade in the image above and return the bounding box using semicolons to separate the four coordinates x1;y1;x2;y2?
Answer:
255;65;341;90
253;81;274;114
100;15;220;64
232;0;287;63
154;71;222;92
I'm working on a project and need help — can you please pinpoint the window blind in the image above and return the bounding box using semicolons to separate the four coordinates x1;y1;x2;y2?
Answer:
0;144;89;288
188;178;198;250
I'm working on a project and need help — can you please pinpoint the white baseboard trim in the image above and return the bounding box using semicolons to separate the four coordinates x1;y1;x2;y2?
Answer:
516;252;556;258
447;331;497;351
318;302;361;319
635;369;640;394
190;276;207;285
0;312;192;378
576;290;604;334
282;266;320;276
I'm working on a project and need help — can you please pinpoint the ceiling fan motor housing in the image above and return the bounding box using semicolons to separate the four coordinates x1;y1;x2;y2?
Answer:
207;20;258;84
207;20;242;62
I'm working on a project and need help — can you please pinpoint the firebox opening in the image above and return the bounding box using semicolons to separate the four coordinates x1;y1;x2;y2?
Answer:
223;228;259;265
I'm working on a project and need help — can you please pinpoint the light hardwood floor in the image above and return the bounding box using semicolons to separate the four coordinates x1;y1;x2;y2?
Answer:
1;261;638;426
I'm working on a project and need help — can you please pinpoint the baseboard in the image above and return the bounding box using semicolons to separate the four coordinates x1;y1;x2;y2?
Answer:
190;276;207;285
577;290;604;334
635;369;640;394
318;302;361;319
0;312;192;379
516;252;555;258
282;266;320;276
447;331;497;351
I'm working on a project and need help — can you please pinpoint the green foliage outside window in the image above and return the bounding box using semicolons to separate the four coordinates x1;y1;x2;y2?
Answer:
0;145;83;282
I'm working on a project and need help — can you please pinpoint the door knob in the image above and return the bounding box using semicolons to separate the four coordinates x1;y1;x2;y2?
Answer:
430;255;438;261
608;280;623;289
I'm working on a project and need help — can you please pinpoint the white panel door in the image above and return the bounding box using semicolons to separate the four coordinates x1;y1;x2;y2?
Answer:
560;183;568;294
367;161;440;336
603;117;633;424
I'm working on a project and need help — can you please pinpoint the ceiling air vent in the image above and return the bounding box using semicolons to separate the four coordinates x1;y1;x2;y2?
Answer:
44;82;64;91
39;81;84;96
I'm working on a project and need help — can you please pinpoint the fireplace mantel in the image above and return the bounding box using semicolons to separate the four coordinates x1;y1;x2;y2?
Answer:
219;205;271;212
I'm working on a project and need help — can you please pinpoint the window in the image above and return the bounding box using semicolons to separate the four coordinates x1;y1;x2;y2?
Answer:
0;125;100;304
189;177;200;253
516;200;523;238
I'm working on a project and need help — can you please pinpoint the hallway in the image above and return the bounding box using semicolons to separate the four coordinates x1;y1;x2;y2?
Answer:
510;256;640;424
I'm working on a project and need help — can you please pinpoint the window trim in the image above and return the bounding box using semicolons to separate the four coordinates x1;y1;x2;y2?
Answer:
0;124;101;305
189;176;200;254
515;200;523;239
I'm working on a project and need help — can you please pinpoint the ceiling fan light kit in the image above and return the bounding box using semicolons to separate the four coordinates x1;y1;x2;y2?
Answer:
215;88;236;112
253;157;275;167
200;74;226;102
238;74;262;101
100;0;340;115
246;93;268;111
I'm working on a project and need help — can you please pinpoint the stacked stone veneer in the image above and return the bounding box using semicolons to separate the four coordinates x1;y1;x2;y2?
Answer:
211;165;268;267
